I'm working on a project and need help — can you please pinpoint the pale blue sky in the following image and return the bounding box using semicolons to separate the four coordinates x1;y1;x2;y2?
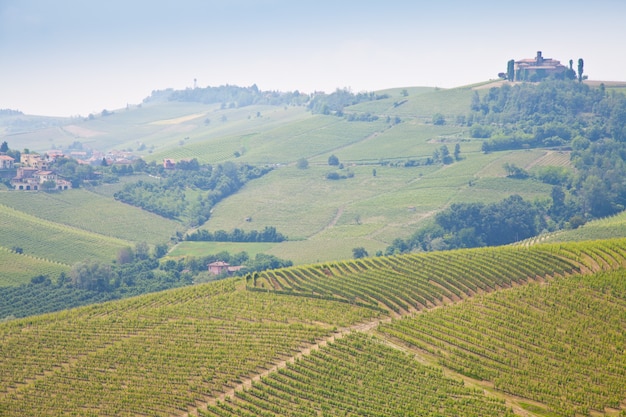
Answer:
1;0;625;116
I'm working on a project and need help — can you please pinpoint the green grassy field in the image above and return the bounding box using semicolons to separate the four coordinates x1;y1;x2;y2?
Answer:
167;241;277;259
0;84;577;269
202;146;557;261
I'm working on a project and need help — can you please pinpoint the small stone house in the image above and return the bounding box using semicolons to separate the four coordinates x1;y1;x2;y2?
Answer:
208;261;244;276
0;155;14;169
163;158;176;169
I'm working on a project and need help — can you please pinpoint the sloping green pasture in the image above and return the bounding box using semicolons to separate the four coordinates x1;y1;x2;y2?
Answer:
200;146;559;263
4;85;579;267
349;85;476;121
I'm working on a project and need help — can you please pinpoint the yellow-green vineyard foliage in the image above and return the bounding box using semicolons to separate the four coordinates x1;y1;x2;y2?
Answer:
202;332;515;417
378;270;626;416
0;280;379;416
2;238;626;416
0;247;69;286
248;243;584;313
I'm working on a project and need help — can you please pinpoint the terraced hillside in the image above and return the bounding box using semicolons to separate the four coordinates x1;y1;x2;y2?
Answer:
0;187;183;286
0;188;182;244
0;248;69;287
2;239;626;416
522;210;626;245
0;203;132;265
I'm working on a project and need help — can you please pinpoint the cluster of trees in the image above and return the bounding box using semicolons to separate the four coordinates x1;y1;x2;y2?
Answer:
472;79;626;219
114;161;272;226
166;251;292;279
326;170;354;180
0;109;23;116
344;112;379;122
52;157;99;187
469;80;626;150
308;88;389;116
0;240;293;319
385;80;626;254
432;144;460;164
386;195;542;253
145;84;310;108
185;226;286;242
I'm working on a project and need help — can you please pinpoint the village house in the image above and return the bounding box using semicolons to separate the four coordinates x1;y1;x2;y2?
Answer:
163;158;176;169
11;166;72;191
513;51;567;81
0;154;15;169
207;261;244;276
20;153;52;170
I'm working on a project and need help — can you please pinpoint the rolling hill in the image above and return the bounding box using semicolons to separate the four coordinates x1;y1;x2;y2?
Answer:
0;81;565;276
3;81;626;415
1;238;626;416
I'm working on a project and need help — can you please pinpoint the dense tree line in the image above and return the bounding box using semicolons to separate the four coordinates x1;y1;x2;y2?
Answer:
0;243;293;320
0;245;187;320
308;88;389;116
471;80;626;220
145;84;309;108
171;251;292;278
386;195;542;253
469;80;626;151
185;226;286;242
114;161;272;226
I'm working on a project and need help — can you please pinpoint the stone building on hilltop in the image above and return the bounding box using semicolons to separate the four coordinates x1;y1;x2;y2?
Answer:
513;51;567;81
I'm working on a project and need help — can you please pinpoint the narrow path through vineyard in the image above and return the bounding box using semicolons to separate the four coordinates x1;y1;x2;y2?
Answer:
179;240;626;417
182;317;391;417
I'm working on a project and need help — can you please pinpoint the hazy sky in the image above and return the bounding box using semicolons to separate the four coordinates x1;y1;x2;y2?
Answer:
2;0;625;116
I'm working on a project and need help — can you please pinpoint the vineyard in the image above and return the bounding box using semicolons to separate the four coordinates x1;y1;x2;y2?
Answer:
0;189;182;245
0;248;69;287
202;332;515;417
0;280;379;416
2;238;626;416
378;270;626;416
248;244;583;314
0;202;132;267
527;210;626;245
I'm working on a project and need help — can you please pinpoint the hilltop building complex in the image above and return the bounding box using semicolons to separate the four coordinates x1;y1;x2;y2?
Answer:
505;51;569;82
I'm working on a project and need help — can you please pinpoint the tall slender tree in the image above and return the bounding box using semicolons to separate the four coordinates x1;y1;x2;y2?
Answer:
507;59;515;81
577;58;584;83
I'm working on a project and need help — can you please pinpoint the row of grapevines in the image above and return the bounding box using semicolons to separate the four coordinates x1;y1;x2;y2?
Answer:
0;279;378;416
0;247;69;287
200;332;514;417
0;190;181;245
0;203;131;264
378;270;626;416
248;244;581;314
